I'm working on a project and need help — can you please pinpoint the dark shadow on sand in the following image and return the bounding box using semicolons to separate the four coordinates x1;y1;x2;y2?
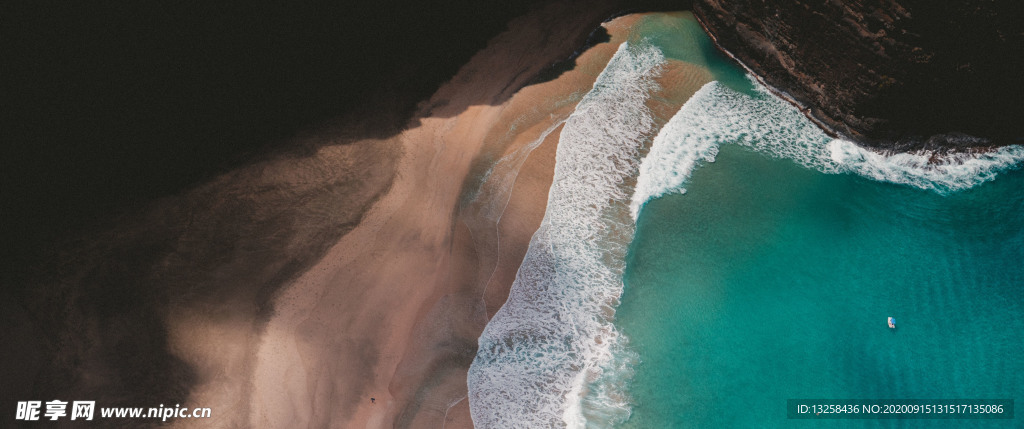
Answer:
528;27;613;86
0;1;688;425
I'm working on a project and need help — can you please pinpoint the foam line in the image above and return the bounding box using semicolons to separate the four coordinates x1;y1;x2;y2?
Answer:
468;41;664;428
630;78;1024;217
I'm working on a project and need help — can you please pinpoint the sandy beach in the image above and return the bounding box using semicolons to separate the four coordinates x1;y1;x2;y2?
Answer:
161;3;651;428
0;7;716;428
162;9;721;427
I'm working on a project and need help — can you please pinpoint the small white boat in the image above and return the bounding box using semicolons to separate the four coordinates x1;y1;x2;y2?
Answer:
888;317;896;329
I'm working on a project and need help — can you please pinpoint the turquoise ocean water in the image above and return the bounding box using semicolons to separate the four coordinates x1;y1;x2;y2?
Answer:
620;145;1024;428
617;14;1024;429
469;12;1024;428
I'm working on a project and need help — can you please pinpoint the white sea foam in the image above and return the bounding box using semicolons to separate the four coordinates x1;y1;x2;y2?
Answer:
825;139;1024;192
468;41;664;428
630;78;1024;217
629;83;731;219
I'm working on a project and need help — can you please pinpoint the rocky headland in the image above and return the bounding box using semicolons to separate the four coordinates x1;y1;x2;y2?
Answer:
694;0;1023;151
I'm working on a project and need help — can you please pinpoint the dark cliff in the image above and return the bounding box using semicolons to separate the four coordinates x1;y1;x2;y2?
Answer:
693;0;1024;151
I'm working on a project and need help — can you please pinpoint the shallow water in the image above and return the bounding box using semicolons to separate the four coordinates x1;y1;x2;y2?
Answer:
468;39;666;428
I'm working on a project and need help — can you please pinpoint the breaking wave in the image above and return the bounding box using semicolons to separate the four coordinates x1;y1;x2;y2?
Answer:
468;41;664;428
470;54;1024;428
631;79;1024;218
628;82;730;219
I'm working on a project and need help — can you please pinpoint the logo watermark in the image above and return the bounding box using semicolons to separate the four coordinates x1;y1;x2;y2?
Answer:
16;401;210;422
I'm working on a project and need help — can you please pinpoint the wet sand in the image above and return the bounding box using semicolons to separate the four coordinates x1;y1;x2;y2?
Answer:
1;4;688;429
169;3;650;428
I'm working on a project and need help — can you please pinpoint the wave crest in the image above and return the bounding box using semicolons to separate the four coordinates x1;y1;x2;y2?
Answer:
631;79;1024;217
468;41;664;428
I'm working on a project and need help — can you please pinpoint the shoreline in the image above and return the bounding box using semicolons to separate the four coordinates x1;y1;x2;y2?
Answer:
239;3;651;428
3;4;696;428
691;9;845;141
692;8;1010;155
469;12;735;426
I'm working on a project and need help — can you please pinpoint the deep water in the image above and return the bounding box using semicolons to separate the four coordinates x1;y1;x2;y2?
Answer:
618;145;1024;428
